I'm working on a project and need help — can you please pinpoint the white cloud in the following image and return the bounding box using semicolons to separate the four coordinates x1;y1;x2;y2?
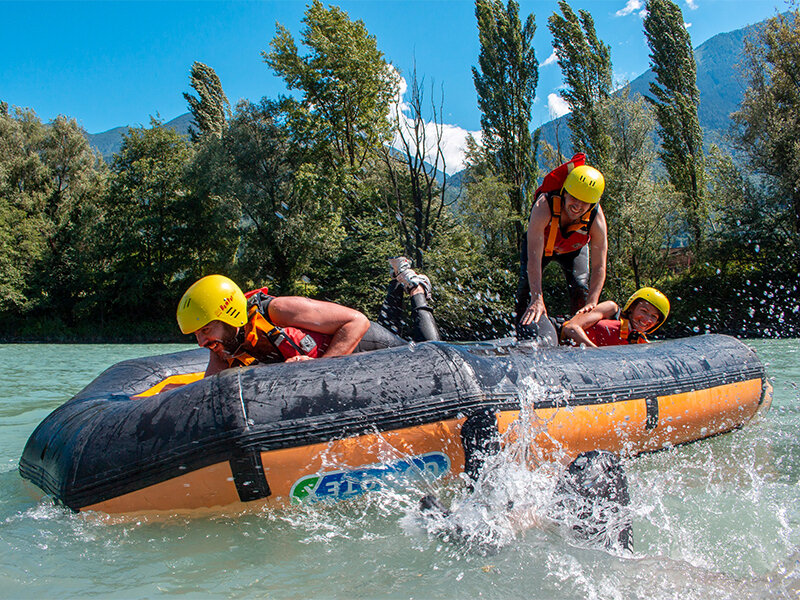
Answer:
387;70;479;174
686;0;698;9
542;50;559;67
612;71;633;91
615;0;642;17
547;93;571;119
684;21;692;28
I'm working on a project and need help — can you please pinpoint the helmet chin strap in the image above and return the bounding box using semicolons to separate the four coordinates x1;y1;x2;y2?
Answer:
225;326;247;355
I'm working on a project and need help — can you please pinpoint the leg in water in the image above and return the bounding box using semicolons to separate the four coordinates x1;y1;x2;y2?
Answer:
418;450;633;554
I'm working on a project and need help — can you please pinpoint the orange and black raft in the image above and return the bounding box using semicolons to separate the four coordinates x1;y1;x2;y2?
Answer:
19;334;771;514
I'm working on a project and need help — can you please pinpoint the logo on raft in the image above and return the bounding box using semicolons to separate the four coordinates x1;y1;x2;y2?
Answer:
289;451;451;502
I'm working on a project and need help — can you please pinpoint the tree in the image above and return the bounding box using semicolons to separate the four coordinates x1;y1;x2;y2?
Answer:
224;99;345;293
382;68;453;268
179;131;241;285
643;0;707;251
264;0;395;179
462;134;516;263
472;0;539;254
0;106;49;314
99;119;195;323
36;115;108;322
599;89;679;294
733;7;800;267
548;0;613;168
183;61;231;142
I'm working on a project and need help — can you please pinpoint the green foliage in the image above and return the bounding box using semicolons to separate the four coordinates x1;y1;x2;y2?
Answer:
99;118;195;322
35;115;109;322
599;89;680;296
0;107;49;313
644;0;707;251
2;4;797;341
548;0;613;168
264;0;395;177
472;0;539;251
461;134;516;265
0;108;107;323
223;99;346;294
183;61;231;142
178;130;241;284
733;7;800;266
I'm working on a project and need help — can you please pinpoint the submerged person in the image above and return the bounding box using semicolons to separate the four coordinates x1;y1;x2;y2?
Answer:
516;155;608;346
419;450;633;554
560;287;670;347
176;257;440;377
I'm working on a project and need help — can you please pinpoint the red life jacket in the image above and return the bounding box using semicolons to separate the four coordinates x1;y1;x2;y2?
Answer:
226;288;331;367
533;153;598;257
585;318;648;346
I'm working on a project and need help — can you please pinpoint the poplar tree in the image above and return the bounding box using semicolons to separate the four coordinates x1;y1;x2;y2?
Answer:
733;8;800;265
183;62;231;142
472;0;538;253
548;0;612;168
644;0;706;250
264;0;395;176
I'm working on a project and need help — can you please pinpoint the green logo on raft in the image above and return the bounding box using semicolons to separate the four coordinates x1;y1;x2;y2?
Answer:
290;451;451;502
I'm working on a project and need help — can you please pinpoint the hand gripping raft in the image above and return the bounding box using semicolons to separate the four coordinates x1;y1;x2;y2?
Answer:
19;334;771;513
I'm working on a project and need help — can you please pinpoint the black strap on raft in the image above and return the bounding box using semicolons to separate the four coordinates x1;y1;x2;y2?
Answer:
460;408;500;482
229;448;271;502
645;397;659;430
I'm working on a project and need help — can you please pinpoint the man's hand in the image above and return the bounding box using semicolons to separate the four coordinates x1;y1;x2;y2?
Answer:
285;355;314;363
575;302;597;315
520;295;547;325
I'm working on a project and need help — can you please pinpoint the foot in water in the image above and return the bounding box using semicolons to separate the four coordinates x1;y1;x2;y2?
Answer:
549;450;633;552
418;450;633;554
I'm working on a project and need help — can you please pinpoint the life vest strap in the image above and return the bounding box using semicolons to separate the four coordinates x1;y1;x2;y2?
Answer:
544;195;561;257
620;319;648;344
249;307;311;357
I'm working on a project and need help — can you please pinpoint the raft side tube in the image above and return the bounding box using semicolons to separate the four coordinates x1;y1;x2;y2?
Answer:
19;335;768;512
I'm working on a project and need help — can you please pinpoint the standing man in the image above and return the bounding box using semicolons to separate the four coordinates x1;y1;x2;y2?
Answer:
515;156;608;344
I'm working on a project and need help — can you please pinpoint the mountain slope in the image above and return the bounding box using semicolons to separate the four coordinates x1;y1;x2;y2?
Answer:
86;113;194;160
538;21;762;154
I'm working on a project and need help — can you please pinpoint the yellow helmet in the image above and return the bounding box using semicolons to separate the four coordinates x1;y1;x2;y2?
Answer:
562;165;605;204
622;287;670;332
176;275;247;334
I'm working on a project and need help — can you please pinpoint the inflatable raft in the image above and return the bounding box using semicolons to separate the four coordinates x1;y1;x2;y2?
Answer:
19;334;771;513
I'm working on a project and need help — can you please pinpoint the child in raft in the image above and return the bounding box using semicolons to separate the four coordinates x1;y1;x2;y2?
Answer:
560;286;670;347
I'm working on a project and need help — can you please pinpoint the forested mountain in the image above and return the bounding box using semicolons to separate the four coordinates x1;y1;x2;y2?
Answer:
86;113;194;159
85;20;762;163
538;20;760;153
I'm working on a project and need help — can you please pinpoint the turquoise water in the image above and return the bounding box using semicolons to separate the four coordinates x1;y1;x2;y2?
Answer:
1;340;799;599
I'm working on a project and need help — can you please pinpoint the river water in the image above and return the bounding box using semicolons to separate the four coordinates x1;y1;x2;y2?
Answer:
0;339;798;599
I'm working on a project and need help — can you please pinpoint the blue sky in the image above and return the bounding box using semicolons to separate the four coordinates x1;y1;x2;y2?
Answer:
1;0;784;170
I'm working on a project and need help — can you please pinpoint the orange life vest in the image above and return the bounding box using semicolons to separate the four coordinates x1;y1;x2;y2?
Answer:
226;288;331;367
542;193;598;256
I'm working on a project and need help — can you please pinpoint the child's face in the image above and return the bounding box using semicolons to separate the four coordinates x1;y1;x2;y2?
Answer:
629;301;661;332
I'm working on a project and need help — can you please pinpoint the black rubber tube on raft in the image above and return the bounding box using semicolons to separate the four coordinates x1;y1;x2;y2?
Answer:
19;334;770;512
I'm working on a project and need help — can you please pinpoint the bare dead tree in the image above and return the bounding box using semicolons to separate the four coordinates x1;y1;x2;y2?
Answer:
381;68;457;267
